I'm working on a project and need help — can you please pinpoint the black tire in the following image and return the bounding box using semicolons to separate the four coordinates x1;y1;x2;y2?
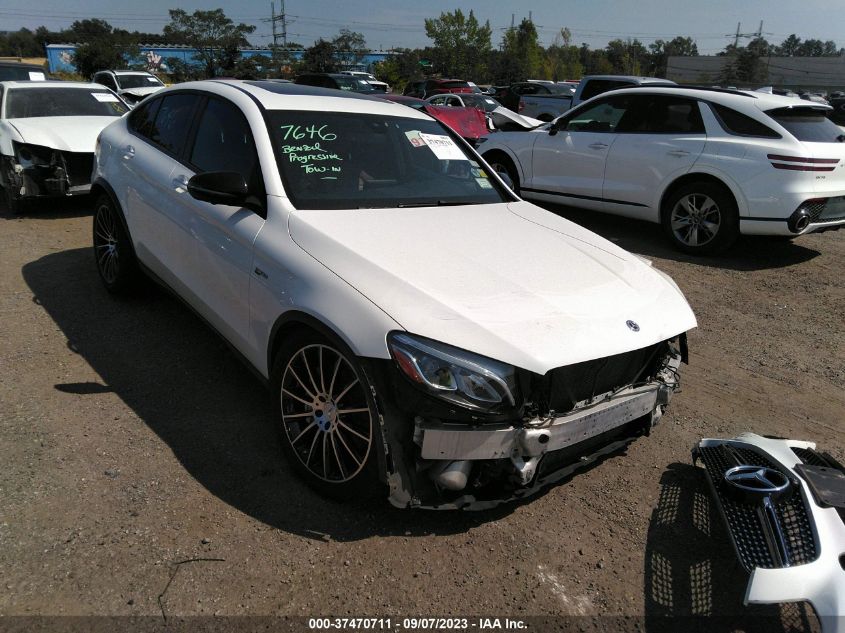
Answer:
270;330;382;501
92;193;139;293
661;181;739;255
483;152;519;194
3;183;24;215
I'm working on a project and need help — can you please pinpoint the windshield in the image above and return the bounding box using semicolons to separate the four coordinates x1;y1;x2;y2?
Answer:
334;76;374;92
117;74;163;89
766;107;845;142
268;111;509;210
0;66;45;81
5;88;129;118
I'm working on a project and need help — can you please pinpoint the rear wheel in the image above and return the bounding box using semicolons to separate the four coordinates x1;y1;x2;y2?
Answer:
271;331;381;500
662;181;739;255
93;194;139;293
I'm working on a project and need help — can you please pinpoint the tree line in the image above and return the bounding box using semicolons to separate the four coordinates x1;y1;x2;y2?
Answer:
1;8;841;88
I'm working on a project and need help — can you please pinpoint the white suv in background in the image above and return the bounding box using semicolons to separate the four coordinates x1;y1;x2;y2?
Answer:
92;70;165;107
480;86;845;254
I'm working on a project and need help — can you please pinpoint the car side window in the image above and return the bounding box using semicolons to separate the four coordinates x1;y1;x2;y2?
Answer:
148;93;199;156
709;103;781;139
127;97;162;139
616;96;705;134
429;96;446;105
188;97;262;195
563;97;627;133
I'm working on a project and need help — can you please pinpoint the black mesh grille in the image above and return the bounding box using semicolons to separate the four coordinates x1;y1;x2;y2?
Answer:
803;197;845;222
698;444;818;571
543;342;665;413
61;152;94;187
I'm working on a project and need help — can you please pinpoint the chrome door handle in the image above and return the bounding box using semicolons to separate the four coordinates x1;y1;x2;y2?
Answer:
172;174;189;189
668;150;690;157
588;142;608;150
122;145;135;159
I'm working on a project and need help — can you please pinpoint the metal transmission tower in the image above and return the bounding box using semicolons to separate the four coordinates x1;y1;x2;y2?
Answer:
726;21;769;48
265;1;289;50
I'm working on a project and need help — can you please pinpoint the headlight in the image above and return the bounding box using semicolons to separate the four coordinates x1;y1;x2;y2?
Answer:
13;142;56;167
387;332;518;411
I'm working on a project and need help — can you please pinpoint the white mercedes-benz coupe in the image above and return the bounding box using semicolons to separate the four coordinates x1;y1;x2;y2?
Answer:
0;80;129;214
91;80;696;508
479;86;845;254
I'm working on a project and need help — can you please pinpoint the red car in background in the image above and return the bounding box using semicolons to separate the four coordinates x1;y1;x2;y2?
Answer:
379;94;489;146
403;78;475;99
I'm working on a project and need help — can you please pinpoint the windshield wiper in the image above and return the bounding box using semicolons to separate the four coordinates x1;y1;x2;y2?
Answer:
397;200;477;208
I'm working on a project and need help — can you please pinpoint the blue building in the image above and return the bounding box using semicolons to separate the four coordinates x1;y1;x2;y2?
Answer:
46;43;392;75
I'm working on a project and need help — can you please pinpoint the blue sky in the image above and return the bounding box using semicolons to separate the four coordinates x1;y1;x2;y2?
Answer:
2;1;843;55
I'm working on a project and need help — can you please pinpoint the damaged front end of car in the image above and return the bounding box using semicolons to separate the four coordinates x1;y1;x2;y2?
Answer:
364;331;689;510
4;140;95;202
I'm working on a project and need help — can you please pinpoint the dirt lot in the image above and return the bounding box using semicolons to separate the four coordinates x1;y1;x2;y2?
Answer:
0;196;842;633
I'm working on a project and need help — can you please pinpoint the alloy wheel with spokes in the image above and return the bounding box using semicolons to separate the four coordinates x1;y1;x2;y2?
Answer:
662;181;738;255
279;342;374;485
670;193;721;248
94;202;121;285
91;194;138;293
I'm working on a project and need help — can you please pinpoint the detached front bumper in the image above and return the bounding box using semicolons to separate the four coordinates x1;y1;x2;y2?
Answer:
694;434;845;633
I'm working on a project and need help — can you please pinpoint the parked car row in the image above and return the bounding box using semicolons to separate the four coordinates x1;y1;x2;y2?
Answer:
2;69;843;509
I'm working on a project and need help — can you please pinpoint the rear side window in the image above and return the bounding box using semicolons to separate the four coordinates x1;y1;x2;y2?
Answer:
766;107;845;143
148;93;198;156
710;103;780;139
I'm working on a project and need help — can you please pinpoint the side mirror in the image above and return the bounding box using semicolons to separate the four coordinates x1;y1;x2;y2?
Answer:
187;171;249;206
549;120;562;136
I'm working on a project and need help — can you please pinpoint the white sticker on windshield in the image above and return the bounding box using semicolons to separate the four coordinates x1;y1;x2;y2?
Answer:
404;130;426;148
147;77;159;83
28;71;46;80
92;92;119;102
476;177;493;189
419;132;466;160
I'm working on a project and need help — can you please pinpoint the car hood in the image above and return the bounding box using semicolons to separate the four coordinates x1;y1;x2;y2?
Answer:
424;104;489;140
8;117;119;153
289;201;696;374
118;86;163;98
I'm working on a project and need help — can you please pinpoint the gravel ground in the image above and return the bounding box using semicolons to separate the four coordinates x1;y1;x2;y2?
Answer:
0;196;841;633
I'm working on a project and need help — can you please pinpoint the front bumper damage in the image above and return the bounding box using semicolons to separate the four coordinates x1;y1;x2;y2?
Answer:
3;146;94;202
694;434;845;633
365;339;684;510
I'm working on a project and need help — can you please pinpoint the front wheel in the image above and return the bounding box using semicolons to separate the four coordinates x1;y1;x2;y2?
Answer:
483;153;519;194
93;194;139;293
271;332;381;500
662;182;739;255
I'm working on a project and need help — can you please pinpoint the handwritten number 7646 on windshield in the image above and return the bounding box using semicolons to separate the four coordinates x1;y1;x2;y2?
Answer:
279;124;337;141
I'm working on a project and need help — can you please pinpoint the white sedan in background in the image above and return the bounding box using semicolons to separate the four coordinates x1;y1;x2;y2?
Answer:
480;86;845;254
91;80;696;508
0;81;128;214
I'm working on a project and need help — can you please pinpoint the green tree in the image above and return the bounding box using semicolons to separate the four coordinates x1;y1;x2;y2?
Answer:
605;38;649;75
776;34;802;56
498;18;543;82
373;48;424;91
542;29;583;81
0;28;42;57
649;36;698;77
163;8;255;78
69;20;140;78
424;9;491;79
332;29;368;70
302;39;337;72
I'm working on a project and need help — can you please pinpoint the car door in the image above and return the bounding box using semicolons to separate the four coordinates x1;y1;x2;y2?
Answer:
121;93;202;285
603;95;707;217
528;95;627;205
168;95;266;356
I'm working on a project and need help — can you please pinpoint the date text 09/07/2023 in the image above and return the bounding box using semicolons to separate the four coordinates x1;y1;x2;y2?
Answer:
308;617;528;630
